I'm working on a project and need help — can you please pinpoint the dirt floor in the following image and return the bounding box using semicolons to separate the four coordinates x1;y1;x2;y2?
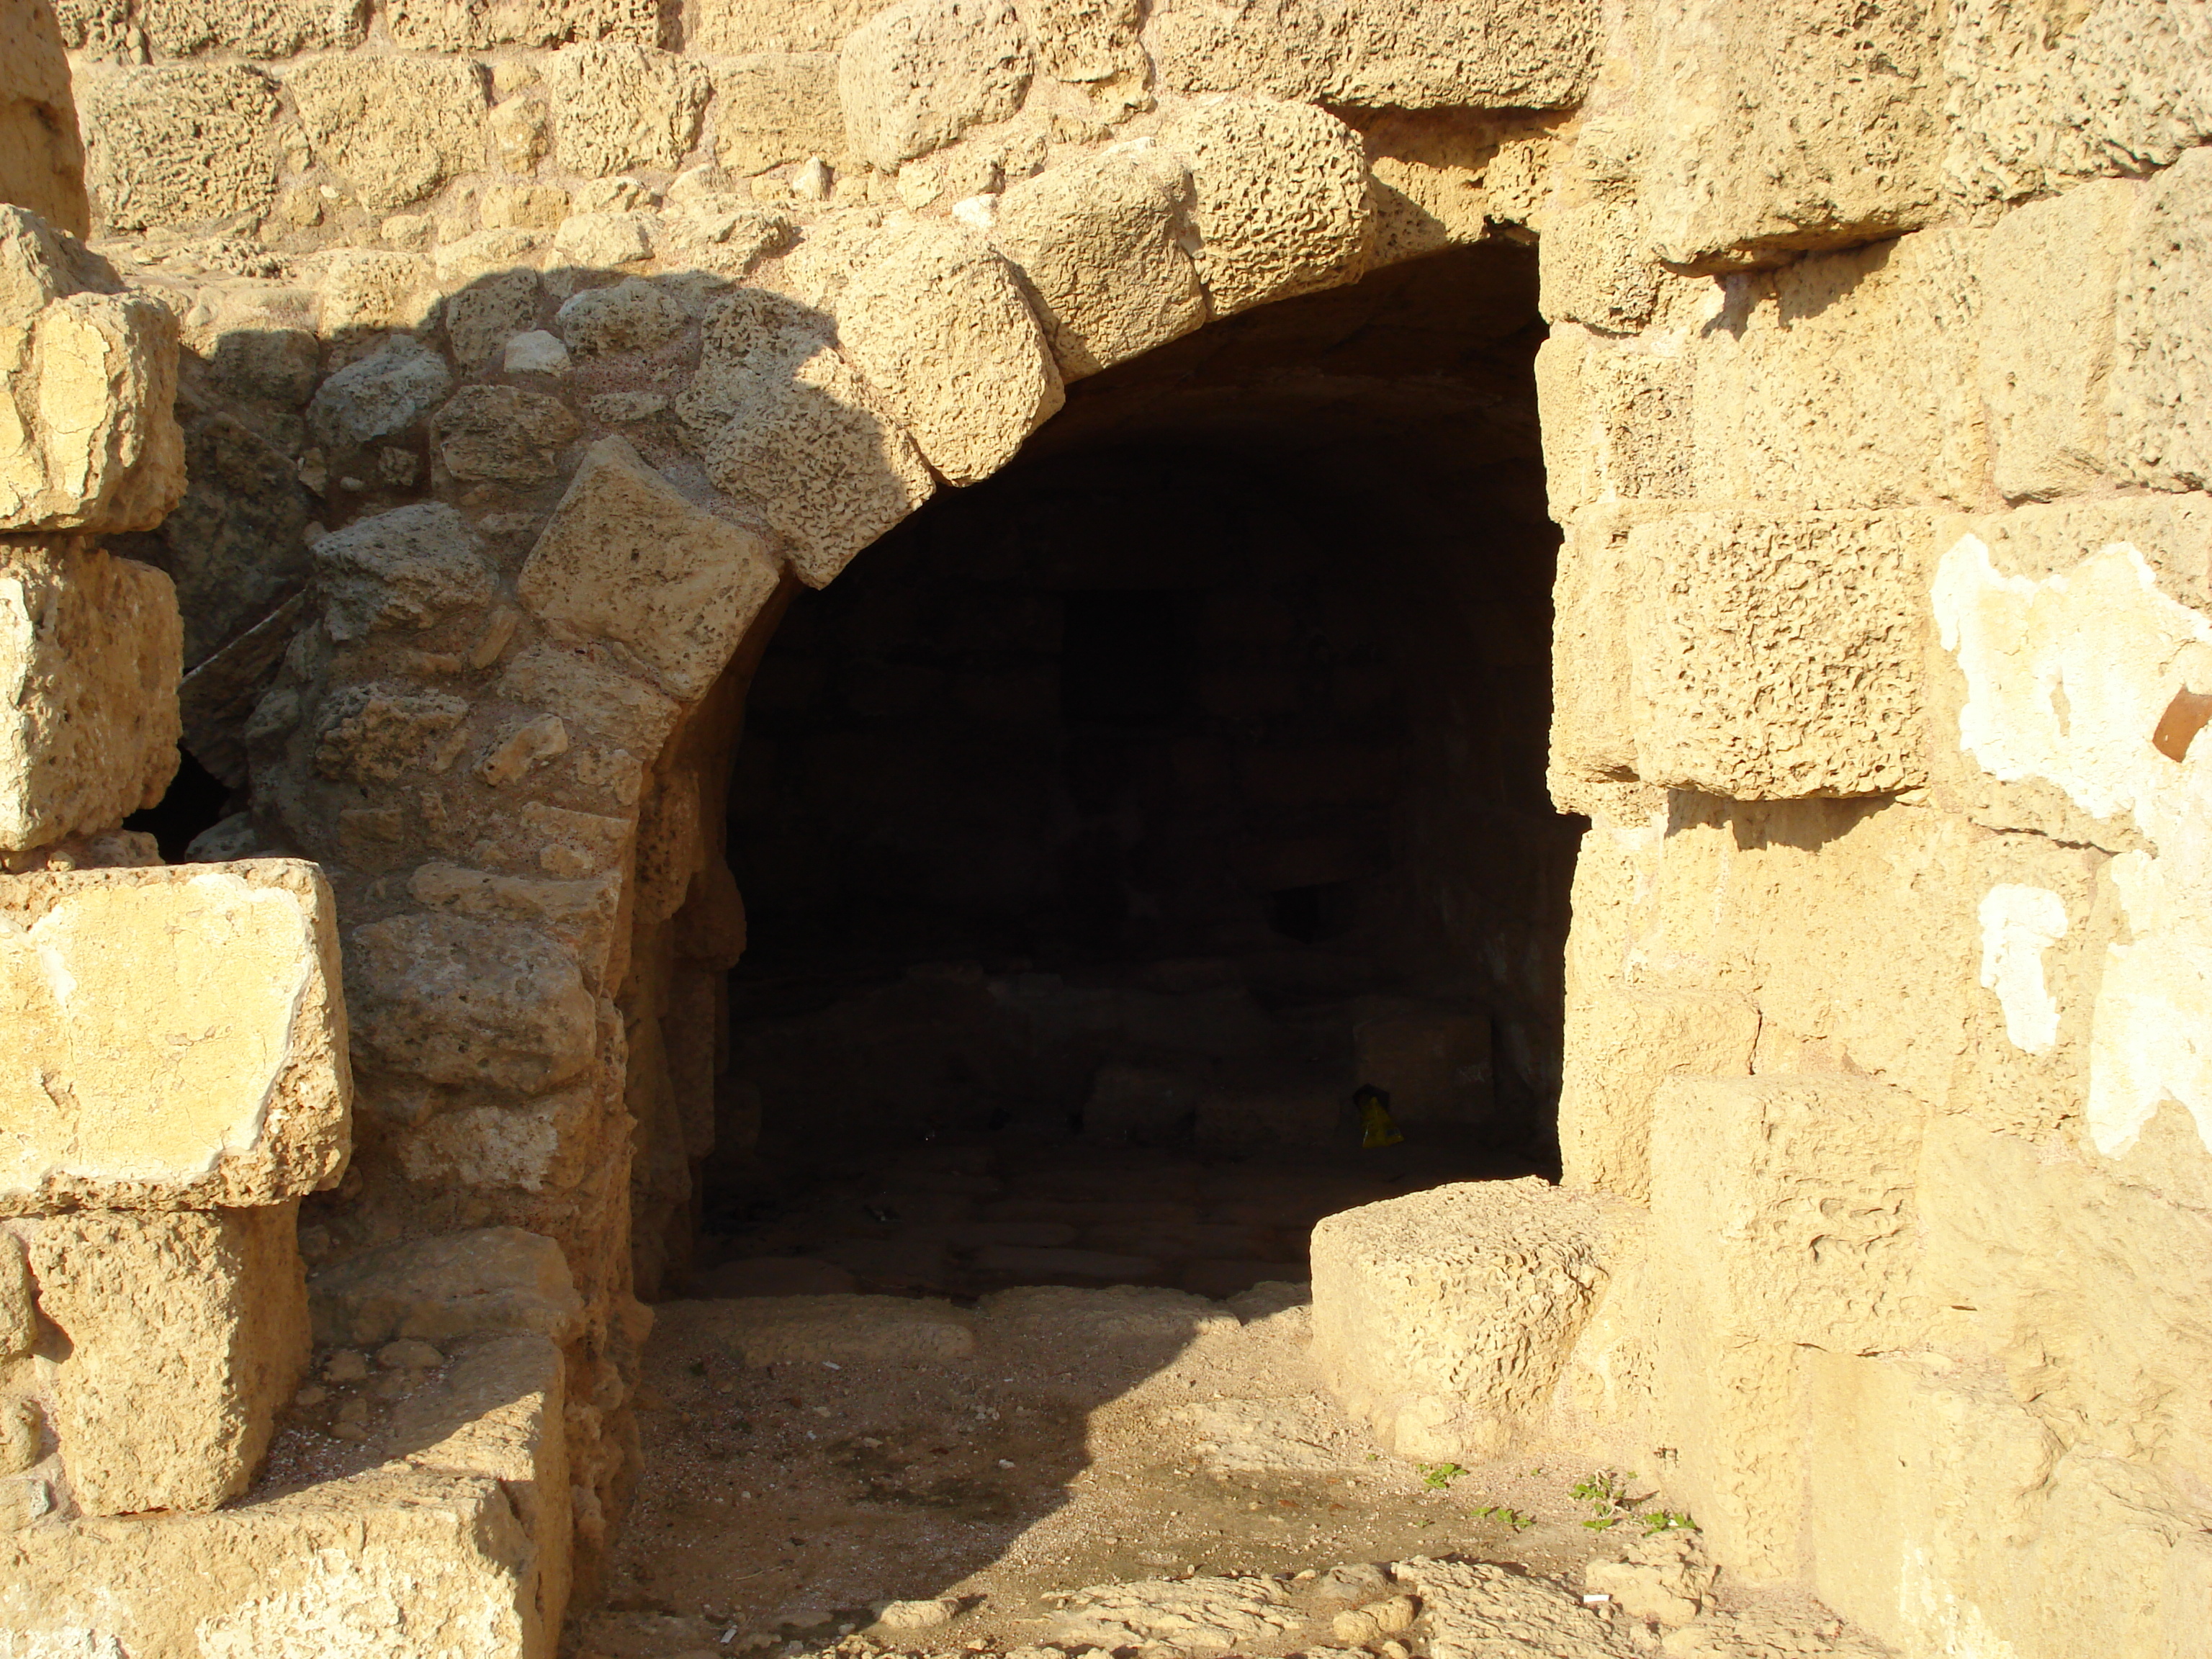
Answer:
573;1279;1894;1659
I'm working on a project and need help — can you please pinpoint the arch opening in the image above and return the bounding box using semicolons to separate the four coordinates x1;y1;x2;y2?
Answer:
679;239;1573;1302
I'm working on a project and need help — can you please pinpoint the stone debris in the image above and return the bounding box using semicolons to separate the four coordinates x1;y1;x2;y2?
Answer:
1049;1574;1301;1650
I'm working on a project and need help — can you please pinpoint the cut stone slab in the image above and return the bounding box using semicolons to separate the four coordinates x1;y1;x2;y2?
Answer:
0;205;184;534
19;1202;309;1516
0;860;349;1213
310;1226;586;1349
0;536;181;854
1310;1179;1642;1462
518;436;780;700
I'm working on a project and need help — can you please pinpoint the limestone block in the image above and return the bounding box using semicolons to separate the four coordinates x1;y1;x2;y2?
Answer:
345;912;595;1092
2111;145;2212;495
836;0;1033;173
314;501;494;644
686;0;896;52
0;1232;29;1354
314;248;436;334
1687;228;1987;511
1627;509;1934;799
306;333;454;451
1310;1179;1642;1462
140;0;367;58
429;384;582;484
444;268;542;371
309;1225;584;1347
554;276;685;356
0;0;88;237
310;681;469;782
1532;330;1694;523
836;218;1063;485
992;140;1205;380
1537;199;1661;333
1645;1311;1809;1582
395;1086;605;1195
1018;0;1143;89
676;287;934;583
412;860;622;987
1978;179;2135;503
1650;1075;1925;1354
518;436;778;700
287;55;487;215
0;860;349;1212
1147;0;1595;111
1636;0;1945;271
387;0;656;48
547;43;711;177
1557;987;1758;1203
0;537;179;853
1348;995;1491;1128
23;1203;308;1516
0;220;185;534
1159;96;1369;318
710;51;845;176
79;64;281;233
549;209;651;269
1547;504;1672;810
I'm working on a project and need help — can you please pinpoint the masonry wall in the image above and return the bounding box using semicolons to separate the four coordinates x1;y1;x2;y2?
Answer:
10;0;2211;1649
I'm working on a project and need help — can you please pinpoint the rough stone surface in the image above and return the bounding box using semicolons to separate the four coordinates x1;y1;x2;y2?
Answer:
22;1202;308;1516
0;860;350;1211
1312;1179;1641;1462
287;54;487;214
992;140;1206;379
1050;1576;1298;1650
685;0;896;53
554;275;687;356
79;64;281;232
309;1225;585;1347
675;287;935;583
140;0;368;56
1557;984;1758;1202
430;383;583;483
709;51;845;176
314;500;495;643
1160;96;1370;318
306;333;454;451
518;436;779;699
836;0;1033;172
386;0;656;48
0;537;179;853
836;218;1063;484
547;42;711;177
444;268;543;371
2111;145;2212;495
0;0;89;236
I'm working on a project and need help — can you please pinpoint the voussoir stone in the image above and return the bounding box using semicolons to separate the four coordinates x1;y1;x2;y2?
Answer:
675;286;935;585
306;333;455;451
992;139;1208;379
430;383;583;484
835;218;1064;485
837;0;1033;172
0;860;351;1212
0;536;181;853
314;500;495;644
1159;96;1371;317
554;276;688;356
518;436;780;699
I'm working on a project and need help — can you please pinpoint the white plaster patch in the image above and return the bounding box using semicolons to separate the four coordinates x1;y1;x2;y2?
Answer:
1977;884;2067;1053
1935;531;2212;1155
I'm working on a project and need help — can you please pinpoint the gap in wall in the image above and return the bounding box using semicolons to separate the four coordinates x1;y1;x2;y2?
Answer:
678;240;1578;1302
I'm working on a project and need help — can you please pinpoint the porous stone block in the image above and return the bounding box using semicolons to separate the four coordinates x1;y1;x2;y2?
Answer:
709;51;845;175
1532;330;1694;522
443;269;544;373
835;218;1063;485
305;333;454;452
287;55;487;215
1310;1179;1642;1462
1556;987;1758;1202
992;140;1207;380
553;275;685;356
0;860;350;1212
140;0;367;58
1148;0;1596;111
0;1337;568;1656
0;536;180;854
676;292;932;586
1627;508;1934;799
429;384;582;484
1020;0;1144;90
0;0;89;236
1636;0;1945;271
387;0;655;48
518;436;778;700
1159;96;1370;318
314;248;436;334
1648;1074;1925;1354
0;207;184;534
309;1226;585;1347
2111;144;2212;495
314;500;494;644
547;42;711;177
79;63;282;233
837;0;1032;171
20;1202;308;1516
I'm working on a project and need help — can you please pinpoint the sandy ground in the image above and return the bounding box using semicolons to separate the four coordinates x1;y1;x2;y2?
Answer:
572;1285;1889;1659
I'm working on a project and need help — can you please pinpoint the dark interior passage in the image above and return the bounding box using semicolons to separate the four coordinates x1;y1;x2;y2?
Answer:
686;240;1576;1301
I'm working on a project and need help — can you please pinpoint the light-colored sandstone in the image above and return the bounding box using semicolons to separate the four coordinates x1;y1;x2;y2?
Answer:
991;140;1205;379
386;0;656;49
835;217;1062;484
309;1225;585;1347
836;0;1033;172
2111;144;2212;495
79;64;282;232
140;0;367;56
1557;985;1758;1202
0;0;88;236
546;43;711;178
1159;96;1370;318
23;1202;307;1515
685;0;896;53
1311;1179;1642;1462
675;289;935;585
0;860;349;1211
288;56;487;215
518;437;779;699
709;51;845;176
0;537;179;853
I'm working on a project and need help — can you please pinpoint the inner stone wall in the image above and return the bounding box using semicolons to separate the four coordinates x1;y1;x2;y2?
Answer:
4;0;2209;1652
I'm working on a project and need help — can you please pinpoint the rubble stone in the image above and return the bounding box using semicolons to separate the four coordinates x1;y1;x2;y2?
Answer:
429;383;583;483
287;54;487;213
314;500;494;643
306;333;454;451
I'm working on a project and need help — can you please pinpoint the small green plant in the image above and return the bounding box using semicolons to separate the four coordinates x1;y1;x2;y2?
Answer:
1642;1508;1696;1534
1570;1468;1639;1530
1470;1504;1537;1532
1416;1461;1466;1491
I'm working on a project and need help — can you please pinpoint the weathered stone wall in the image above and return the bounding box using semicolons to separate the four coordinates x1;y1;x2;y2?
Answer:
6;0;2208;1650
